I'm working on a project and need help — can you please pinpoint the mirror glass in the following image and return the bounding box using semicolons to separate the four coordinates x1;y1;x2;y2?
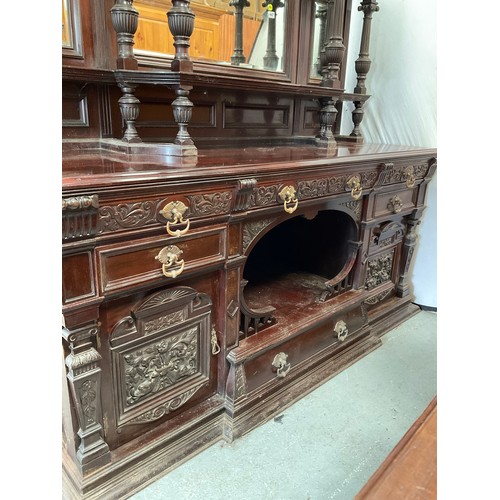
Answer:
310;0;327;79
133;0;287;72
62;0;72;47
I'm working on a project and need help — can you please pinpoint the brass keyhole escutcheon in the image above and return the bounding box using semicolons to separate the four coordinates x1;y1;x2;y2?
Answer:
160;200;190;237
155;245;185;278
278;186;299;214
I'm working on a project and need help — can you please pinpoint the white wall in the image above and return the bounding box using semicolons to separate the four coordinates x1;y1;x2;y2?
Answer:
342;0;437;308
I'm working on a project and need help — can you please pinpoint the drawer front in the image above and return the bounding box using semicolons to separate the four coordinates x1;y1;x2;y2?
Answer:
372;188;417;219
98;225;226;294
243;305;366;394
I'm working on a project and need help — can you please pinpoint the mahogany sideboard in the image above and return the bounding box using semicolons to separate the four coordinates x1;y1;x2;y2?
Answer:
62;1;436;498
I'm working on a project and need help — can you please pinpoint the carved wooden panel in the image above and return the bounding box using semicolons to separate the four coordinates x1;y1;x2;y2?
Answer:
365;249;395;290
109;287;212;427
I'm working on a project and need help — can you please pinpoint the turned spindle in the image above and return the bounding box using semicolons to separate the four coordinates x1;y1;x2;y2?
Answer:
320;0;345;87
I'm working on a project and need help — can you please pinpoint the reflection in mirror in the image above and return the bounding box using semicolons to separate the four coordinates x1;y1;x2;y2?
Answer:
62;0;72;48
133;0;286;72
311;1;328;78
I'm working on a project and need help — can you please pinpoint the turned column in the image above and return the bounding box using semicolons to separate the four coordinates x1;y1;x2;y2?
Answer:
230;0;250;65
350;0;379;139
262;0;284;71
167;0;195;72
62;323;110;472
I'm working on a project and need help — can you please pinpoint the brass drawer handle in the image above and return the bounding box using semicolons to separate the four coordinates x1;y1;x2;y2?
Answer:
160;201;190;237
334;320;349;341
387;195;403;214
272;352;291;378
346;175;362;200
155;245;185;278
278;186;298;214
404;166;416;188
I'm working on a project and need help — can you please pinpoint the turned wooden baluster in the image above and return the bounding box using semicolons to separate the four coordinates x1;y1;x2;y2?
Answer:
397;217;420;298
316;96;338;148
110;0;139;70
167;0;195;72
262;0;284;71
350;0;379;139
111;1;142;143
230;0;250;65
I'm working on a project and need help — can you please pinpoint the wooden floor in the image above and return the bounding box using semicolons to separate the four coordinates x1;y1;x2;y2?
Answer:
356;396;437;499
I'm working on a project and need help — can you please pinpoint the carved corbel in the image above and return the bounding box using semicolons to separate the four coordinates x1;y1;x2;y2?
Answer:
62;323;110;472
62;194;99;240
234;178;257;212
397;217;421;298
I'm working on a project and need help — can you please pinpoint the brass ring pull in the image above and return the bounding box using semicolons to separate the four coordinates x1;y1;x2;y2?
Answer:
346;175;362;200
334;320;349;342
387;195;403;214
166;218;190;237
278;186;299;214
160;201;190;237
155;245;185;278
211;327;221;355
272;352;291;378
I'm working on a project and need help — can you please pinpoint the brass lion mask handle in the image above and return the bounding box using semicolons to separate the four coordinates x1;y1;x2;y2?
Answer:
155;245;185;278
160;201;190;237
278;186;299;214
346;175;362;200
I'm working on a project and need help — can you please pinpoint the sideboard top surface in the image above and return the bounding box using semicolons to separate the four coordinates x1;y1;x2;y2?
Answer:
62;142;437;191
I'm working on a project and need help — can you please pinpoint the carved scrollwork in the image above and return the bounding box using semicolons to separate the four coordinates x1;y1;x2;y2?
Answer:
298;178;329;199
250;185;279;207
98;200;161;233
186;192;232;216
364;289;391;305
340;200;362;219
127;386;202;425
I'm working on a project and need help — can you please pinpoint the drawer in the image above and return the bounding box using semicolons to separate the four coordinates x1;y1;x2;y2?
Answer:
236;303;366;395
372;188;417;218
97;225;226;294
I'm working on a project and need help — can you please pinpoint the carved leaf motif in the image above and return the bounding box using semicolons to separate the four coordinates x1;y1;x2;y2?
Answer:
187;192;232;216
98;200;159;232
123;327;199;406
328;176;347;193
242;219;274;253
80;380;97;425
250;186;278;207
340;200;362;219
298;179;329;199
